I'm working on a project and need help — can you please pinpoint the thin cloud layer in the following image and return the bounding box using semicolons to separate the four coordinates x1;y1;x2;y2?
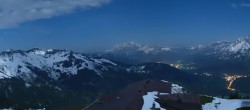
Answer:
231;3;250;8
0;0;111;29
240;3;250;7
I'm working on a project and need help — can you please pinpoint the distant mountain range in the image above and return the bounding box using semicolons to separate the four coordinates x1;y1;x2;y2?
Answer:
99;37;250;65
106;41;172;54
0;48;213;109
96;37;250;75
190;37;250;59
1;37;250;109
97;42;176;64
0;48;118;80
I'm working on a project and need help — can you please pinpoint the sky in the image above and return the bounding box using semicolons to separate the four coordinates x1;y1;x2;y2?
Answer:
0;0;250;51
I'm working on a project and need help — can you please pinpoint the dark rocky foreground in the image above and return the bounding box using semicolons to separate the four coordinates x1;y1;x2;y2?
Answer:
88;79;201;110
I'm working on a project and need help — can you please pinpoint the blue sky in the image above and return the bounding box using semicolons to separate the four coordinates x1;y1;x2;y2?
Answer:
0;0;250;51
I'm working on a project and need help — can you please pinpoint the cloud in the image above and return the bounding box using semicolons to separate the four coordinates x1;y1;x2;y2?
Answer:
240;3;250;7
230;3;250;8
0;0;111;29
231;3;238;8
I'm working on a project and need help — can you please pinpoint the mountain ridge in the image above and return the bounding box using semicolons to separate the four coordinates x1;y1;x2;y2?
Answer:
0;48;117;81
97;37;250;65
0;48;207;109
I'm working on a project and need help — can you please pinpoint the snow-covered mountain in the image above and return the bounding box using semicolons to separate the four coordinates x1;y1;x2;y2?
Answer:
0;47;203;109
190;37;250;57
0;48;117;81
225;37;250;53
100;37;250;62
106;42;171;54
93;37;250;77
1;38;250;109
98;42;176;64
99;37;250;65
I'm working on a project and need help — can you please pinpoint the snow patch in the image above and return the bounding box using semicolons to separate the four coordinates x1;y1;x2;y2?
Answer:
33;50;46;56
141;91;166;110
138;46;155;54
202;97;250;110
161;80;184;94
161;47;171;51
171;84;184;94
25;83;31;88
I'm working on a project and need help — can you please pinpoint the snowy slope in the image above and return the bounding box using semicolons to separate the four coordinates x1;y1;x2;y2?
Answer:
141;80;184;110
141;91;166;110
161;80;184;94
171;83;184;94
227;37;250;53
202;97;250;110
196;37;250;55
0;48;117;81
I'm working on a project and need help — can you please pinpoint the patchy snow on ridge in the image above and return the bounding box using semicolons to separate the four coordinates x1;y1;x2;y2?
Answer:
141;91;166;110
161;47;171;51
141;80;184;110
0;49;117;80
171;84;184;94
93;58;117;66
161;80;169;83
206;37;250;55
33;50;46;56
114;42;156;54
202;97;250;110
228;38;250;53
25;83;31;88
108;42;172;54
138;46;155;54
161;80;184;94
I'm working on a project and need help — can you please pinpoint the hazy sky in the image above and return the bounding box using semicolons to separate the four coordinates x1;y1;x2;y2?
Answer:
0;0;250;51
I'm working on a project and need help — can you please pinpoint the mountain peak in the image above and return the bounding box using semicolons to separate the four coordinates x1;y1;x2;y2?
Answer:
0;48;72;57
107;42;171;54
27;48;46;55
228;37;250;53
113;41;142;49
236;36;250;42
0;48;117;80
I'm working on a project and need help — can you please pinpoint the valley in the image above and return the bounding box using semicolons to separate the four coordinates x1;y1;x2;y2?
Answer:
1;37;250;109
224;75;248;91
102;38;250;71
169;61;197;71
1;0;250;109
168;60;250;93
